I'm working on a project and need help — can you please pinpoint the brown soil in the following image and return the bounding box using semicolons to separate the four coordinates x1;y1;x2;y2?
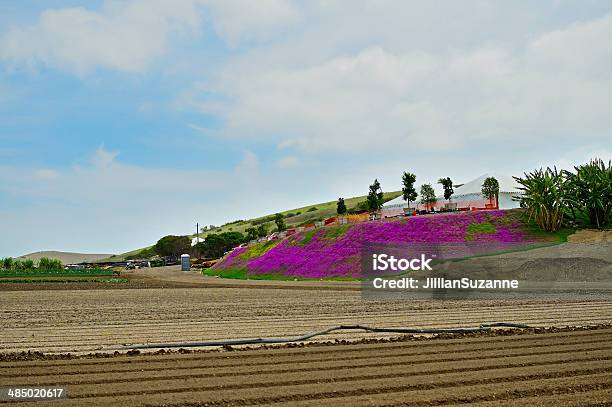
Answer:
567;229;612;243
1;284;611;355
1;327;610;406
1;244;611;406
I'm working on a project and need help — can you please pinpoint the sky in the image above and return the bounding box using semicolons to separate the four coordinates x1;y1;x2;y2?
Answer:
1;0;611;257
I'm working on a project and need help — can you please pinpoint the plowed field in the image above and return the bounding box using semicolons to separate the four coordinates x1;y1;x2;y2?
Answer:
1;286;611;354
1;327;611;406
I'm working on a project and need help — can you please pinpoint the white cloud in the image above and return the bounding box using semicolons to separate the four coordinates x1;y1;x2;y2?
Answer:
0;0;202;74
204;0;299;45
0;0;303;74
276;155;299;168
186;10;612;154
0;148;271;256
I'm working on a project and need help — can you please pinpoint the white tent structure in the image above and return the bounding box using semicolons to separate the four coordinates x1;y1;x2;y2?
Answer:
382;173;523;217
449;173;523;209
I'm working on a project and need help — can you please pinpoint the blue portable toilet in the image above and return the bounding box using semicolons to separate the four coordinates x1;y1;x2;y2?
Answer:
181;254;190;271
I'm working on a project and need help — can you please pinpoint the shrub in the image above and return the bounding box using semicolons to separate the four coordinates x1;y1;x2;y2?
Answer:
38;257;63;271
251;215;276;226
307;207;318;212
564;159;612;228
514;168;568;232
2;257;13;270
245;227;259;241
256;224;268;238
348;201;369;214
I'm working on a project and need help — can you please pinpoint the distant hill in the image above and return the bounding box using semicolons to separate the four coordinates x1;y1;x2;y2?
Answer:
18;251;113;265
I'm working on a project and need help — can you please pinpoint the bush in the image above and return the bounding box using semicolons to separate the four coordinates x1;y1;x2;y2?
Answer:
348;201;369;214
2;257;13;270
245;227;259;241
514;168;568;232
307;207;318;212
565;159;612;228
38;257;63;271
256;224;268;238
251;215;276;226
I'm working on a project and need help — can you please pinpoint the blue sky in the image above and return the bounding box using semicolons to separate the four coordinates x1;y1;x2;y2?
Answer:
1;0;611;257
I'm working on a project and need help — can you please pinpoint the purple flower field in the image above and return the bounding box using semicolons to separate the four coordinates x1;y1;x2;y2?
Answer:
215;210;546;278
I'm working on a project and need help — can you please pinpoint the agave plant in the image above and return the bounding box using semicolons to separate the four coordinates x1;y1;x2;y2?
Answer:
514;167;569;231
564;159;612;228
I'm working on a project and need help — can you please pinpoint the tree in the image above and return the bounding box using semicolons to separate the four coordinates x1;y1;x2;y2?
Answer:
420;184;437;211
481;176;500;207
337;198;347;215
154;235;191;259
437;177;454;202
274;213;286;232
245;227;259;241
367;179;384;212
256;224;268;238
401;172;418;208
193;232;245;259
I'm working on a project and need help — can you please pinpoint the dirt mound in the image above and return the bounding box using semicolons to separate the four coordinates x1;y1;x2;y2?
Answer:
511;257;612;281
568;229;612;243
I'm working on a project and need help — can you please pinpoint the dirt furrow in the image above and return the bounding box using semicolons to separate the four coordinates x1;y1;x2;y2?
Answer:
2;342;610;381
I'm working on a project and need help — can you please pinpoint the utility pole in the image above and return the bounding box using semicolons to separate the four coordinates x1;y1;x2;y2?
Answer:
196;222;200;260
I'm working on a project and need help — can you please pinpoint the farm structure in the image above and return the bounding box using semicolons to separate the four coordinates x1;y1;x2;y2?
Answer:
382;173;523;217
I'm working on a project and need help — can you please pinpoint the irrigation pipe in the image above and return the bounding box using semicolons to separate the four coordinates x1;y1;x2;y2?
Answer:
114;322;530;350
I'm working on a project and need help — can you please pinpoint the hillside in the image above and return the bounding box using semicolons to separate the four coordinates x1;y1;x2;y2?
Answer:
109;191;402;260
195;190;402;237
212;210;564;279
17;251;113;264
